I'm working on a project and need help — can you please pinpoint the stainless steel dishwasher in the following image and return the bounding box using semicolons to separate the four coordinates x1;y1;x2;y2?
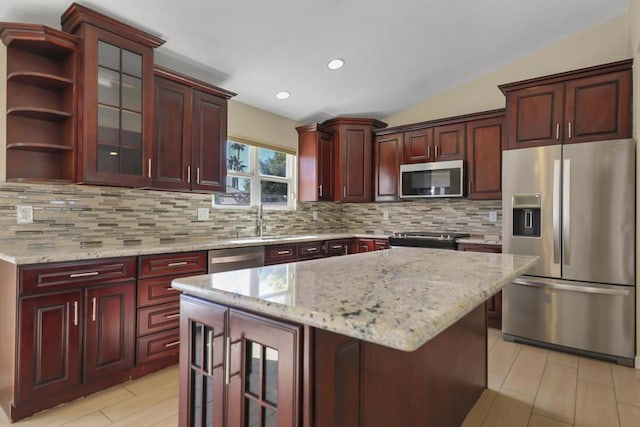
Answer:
208;246;265;273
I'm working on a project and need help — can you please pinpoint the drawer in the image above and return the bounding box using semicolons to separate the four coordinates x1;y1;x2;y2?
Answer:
297;241;324;259
137;301;180;336
137;274;186;308
326;239;351;257
265;244;297;265
139;251;206;278
374;239;389;251
20;257;136;295
136;328;180;365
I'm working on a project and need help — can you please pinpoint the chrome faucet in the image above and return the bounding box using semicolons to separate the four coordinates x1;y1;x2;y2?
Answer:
257;203;264;237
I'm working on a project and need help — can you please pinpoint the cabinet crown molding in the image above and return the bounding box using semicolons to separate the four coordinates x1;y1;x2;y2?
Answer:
0;22;80;53
154;65;236;99
61;2;165;48
322;117;388;129
498;58;632;94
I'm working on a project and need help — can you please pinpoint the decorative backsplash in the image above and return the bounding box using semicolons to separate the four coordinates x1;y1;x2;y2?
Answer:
0;183;502;245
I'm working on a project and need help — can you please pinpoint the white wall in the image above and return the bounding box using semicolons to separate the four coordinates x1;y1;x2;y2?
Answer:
384;14;630;127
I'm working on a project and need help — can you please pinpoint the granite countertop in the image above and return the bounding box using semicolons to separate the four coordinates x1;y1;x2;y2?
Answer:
172;247;537;352
0;233;389;265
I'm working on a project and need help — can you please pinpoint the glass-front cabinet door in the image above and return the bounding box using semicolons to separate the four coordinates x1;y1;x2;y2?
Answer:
75;24;159;187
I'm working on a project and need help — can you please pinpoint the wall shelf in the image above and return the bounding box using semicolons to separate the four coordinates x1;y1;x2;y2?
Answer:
8;72;74;89
7;142;73;153
7;107;73;122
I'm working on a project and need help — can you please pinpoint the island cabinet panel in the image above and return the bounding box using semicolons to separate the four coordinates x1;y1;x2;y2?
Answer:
458;243;503;329
355;238;389;253
374;132;403;202
466;116;504;200
500;59;632;150
360;304;486;427
325;239;354;257
179;296;302;427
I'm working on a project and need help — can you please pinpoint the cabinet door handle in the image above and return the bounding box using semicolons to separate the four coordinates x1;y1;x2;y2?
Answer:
427;146;431;159
164;312;180;319
72;301;78;326
196;167;201;184
70;271;99;278
91;297;96;322
164;340;180;348
147;158;152;178
168;261;188;267
319;184;323;197
207;330;214;375
435;145;439;158
468;180;472;194
556;123;560;140
568;122;572;139
343;187;346;198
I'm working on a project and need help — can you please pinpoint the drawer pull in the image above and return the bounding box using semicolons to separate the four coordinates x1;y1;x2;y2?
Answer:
165;287;178;291
165;340;180;348
70;271;99;278
167;261;188;267
277;250;291;255
165;312;180;319
331;245;342;249
305;247;319;252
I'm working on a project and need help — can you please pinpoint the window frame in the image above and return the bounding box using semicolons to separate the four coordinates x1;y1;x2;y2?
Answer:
214;140;297;210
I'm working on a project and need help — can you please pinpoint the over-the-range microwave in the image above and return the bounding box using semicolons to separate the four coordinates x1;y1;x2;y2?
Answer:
400;160;464;198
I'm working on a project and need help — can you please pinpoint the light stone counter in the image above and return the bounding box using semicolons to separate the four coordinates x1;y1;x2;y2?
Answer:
0;233;382;265
172;247;537;351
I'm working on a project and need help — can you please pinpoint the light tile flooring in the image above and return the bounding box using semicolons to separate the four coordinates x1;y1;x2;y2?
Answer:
1;328;639;426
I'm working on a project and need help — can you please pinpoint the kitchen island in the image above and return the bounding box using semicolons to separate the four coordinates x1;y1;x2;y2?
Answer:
172;247;537;427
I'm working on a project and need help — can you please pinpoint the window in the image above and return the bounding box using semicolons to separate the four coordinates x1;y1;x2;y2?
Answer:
214;141;296;209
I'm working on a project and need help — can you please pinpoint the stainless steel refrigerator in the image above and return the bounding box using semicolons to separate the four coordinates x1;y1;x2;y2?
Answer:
502;138;635;366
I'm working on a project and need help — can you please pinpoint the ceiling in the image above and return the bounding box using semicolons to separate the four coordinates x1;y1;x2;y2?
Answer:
0;0;629;124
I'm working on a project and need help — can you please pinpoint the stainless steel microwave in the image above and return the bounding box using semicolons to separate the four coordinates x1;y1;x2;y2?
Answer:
400;160;464;198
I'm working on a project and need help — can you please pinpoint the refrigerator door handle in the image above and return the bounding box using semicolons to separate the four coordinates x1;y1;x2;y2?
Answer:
563;159;571;265
553;160;561;264
512;278;631;296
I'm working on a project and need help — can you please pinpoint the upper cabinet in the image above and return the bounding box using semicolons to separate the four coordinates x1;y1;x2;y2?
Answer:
323;117;387;203
403;128;433;163
296;124;335;201
500;59;632;150
0;23;79;183
61;3;165;187
374;132;403;202
433;123;465;161
466;114;504;200
153;67;235;193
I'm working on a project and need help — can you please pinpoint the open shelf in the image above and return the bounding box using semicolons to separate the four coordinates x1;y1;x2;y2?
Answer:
8;72;73;89
7;142;73;153
7;107;73;122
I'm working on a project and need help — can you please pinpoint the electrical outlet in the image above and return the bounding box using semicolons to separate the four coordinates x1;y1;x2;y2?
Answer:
382;211;390;220
489;211;498;222
197;207;210;221
312;211;319;221
17;205;33;224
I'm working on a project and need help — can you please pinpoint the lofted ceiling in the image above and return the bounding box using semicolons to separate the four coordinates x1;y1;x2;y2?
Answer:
0;0;629;124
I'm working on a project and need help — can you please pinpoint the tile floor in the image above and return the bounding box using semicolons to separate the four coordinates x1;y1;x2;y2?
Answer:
1;328;639;426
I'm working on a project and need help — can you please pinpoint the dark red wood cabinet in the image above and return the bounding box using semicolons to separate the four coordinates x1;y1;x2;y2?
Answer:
355;238;389;253
323;117;387;203
403;128;433;163
179;296;301;427
15;257;137;413
374;132;403;202
325;239;354;257
62;3;165;187
296;124;335;201
153;67;234;193
458;243;502;328
466;114;504;200
500;59;632;150
433;123;465;161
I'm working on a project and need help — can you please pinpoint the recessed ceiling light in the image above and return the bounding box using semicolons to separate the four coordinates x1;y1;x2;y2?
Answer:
327;58;345;70
275;91;291;100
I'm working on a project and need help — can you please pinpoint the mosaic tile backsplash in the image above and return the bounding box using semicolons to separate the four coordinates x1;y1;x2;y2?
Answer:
0;183;501;245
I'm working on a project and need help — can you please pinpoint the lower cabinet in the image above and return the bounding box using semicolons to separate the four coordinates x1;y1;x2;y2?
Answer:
458;243;503;328
179;295;301;427
356;238;389;253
